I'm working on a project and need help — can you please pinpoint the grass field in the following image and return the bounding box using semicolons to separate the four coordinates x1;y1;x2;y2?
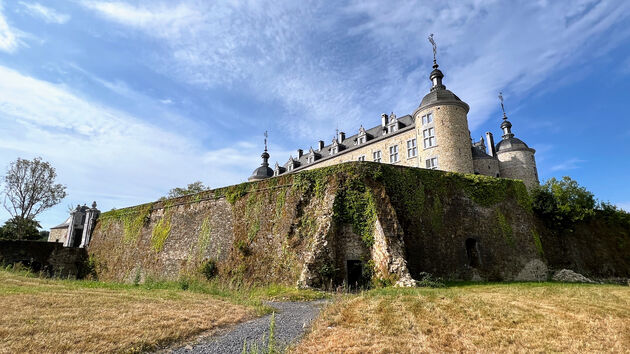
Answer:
0;270;324;353
293;283;630;353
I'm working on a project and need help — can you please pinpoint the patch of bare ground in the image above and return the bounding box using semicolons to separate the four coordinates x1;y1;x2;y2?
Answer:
292;283;630;353
0;272;253;353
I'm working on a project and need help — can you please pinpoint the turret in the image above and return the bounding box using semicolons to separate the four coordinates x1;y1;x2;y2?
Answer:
248;131;274;181
494;93;539;190
412;34;473;174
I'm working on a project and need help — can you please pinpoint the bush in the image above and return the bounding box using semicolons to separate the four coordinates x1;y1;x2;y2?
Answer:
531;176;595;232
200;259;218;280
416;272;445;288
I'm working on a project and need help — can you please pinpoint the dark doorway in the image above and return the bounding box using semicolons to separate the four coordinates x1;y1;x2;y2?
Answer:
347;260;363;289
465;238;481;268
70;229;82;247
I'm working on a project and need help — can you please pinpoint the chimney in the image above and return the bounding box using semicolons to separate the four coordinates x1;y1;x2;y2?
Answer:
318;140;324;151
338;131;345;142
381;113;388;127
297;149;303;158
485;132;496;157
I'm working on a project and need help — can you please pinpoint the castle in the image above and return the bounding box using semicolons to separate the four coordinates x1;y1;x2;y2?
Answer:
249;45;539;191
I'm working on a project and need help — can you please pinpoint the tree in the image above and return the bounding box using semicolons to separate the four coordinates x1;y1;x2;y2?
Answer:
2;157;67;238
531;176;595;231
165;181;208;199
0;217;42;240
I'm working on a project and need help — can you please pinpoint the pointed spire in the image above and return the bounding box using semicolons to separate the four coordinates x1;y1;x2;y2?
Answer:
428;33;445;91
498;92;514;139
260;131;270;166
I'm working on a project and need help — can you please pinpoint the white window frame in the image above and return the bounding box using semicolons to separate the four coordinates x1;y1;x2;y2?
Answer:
389;145;399;163
423;127;436;148
407;138;417;158
422;113;433;125
357;136;366;144
425;157;438;169
358;155;366;162
330;146;338;155
373;150;382;162
288;164;294;172
307;155;314;164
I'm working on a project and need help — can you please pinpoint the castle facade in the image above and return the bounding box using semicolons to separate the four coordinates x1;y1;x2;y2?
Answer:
250;58;539;190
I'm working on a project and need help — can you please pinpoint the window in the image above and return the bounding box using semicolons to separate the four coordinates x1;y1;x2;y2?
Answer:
330;146;338;155
358;155;365;162
423;127;436;148
389;145;399;163
357;136;366;144
425;157;438;169
422;113;433;125
387;124;398;133
307;155;314;164
288;164;294;172
373;150;382;162
407;138;417;158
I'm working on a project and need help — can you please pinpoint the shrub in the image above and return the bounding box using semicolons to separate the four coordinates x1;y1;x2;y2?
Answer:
416;272;445;288
200;259;218;280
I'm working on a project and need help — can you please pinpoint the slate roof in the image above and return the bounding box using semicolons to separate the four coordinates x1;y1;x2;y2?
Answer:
278;114;415;173
496;137;535;153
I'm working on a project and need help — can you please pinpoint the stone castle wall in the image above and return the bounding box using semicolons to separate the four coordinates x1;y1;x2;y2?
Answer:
414;105;474;174
88;163;551;287
497;150;539;190
302;128;420;170
473;157;500;177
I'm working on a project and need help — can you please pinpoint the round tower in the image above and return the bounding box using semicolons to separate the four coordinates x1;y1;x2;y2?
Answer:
495;109;539;190
412;38;473;174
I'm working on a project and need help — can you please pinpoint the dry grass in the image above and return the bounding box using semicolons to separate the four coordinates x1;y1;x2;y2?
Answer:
0;271;254;353
293;283;630;353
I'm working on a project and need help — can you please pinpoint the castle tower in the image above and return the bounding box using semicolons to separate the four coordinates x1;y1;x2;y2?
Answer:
413;35;474;174
248;131;274;181
495;94;539;190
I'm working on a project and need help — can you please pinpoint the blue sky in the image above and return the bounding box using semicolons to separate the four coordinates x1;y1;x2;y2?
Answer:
0;0;629;229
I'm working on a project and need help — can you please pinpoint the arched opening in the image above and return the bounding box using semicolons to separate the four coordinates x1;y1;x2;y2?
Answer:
465;238;481;268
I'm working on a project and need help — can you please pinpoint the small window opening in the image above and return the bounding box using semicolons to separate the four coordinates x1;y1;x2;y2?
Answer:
346;260;363;289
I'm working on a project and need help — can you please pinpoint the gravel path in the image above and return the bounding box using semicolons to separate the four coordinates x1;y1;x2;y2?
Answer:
168;300;328;353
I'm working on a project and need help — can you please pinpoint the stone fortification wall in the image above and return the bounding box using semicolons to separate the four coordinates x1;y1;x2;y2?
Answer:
89;163;549;287
0;240;88;278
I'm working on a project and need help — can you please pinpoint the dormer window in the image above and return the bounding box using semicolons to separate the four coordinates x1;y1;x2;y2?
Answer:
386;113;398;133
307;155;314;163
330;146;338;155
288;164;294;172
357;126;367;144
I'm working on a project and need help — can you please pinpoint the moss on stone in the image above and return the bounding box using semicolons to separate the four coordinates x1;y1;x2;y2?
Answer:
531;229;544;257
151;202;173;252
496;210;514;247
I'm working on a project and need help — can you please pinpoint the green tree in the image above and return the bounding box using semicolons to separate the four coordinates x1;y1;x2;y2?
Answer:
0;217;42;240
532;176;595;231
2;157;66;239
165;181;208;199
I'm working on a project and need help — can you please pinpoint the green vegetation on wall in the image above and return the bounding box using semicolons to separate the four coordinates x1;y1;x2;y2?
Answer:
496;210;514;247
151;202;173;252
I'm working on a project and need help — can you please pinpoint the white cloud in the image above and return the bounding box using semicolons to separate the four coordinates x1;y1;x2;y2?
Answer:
19;2;70;24
78;0;630;144
617;202;630;212
0;65;274;228
0;2;19;52
550;158;586;172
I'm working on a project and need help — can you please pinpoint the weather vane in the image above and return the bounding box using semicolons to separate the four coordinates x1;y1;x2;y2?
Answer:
498;92;507;119
264;130;268;151
428;33;437;63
